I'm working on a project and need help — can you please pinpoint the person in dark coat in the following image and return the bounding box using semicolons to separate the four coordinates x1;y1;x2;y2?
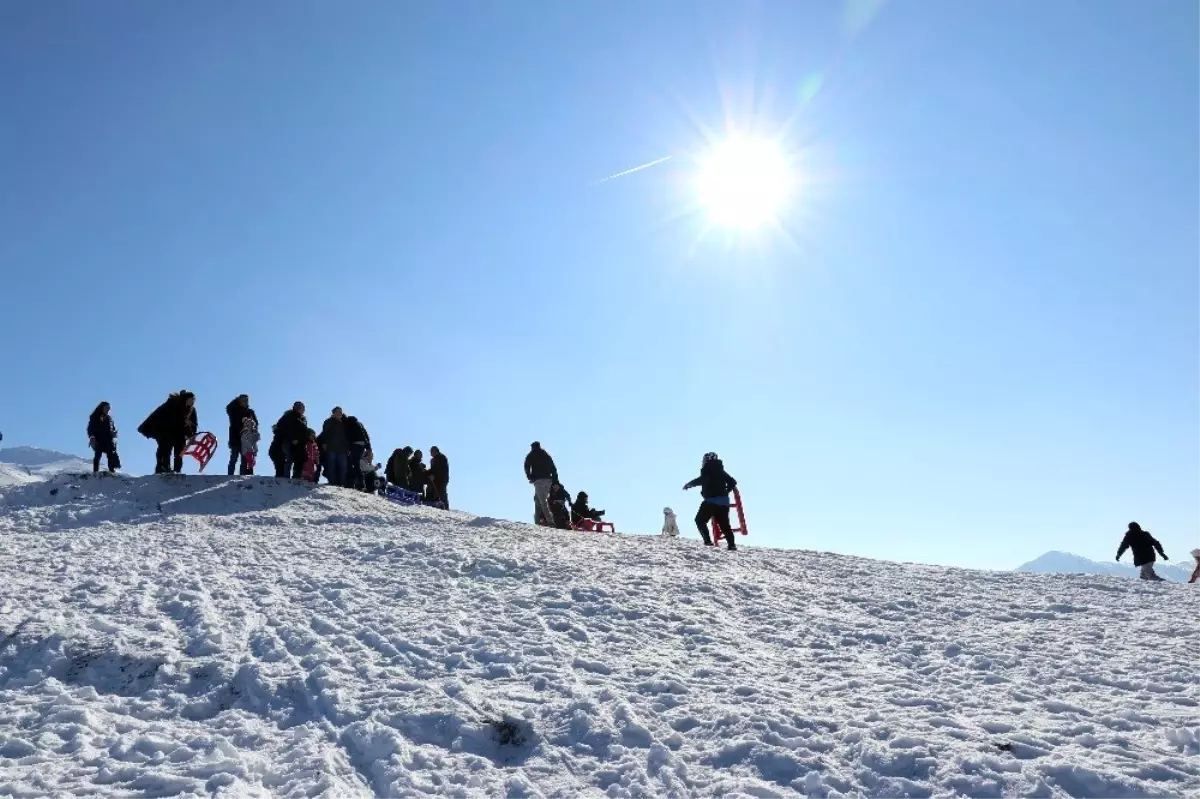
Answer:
548;482;571;529
524;441;558;526
408;449;428;495
386;447;413;489
344;415;370;489
138;391;197;474
225;394;258;476
683;452;739;550
570;491;605;530
428;446;450;509
87;402;121;473
320;407;351;487
1116;522;1169;581
272;402;308;479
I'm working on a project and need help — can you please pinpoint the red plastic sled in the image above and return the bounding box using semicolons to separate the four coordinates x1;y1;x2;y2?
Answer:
183;432;218;472
711;487;748;542
574;519;616;534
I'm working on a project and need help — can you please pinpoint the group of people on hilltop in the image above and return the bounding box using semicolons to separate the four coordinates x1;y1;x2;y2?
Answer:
523;441;608;532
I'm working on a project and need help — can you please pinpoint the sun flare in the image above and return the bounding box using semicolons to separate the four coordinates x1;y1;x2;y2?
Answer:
695;136;794;230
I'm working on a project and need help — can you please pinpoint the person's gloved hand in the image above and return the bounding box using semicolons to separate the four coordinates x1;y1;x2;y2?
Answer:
88;437;96;448
1163;555;1169;561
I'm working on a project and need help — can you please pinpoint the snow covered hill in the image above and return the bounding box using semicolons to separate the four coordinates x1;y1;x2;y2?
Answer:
0;446;93;487
1;475;1198;798
1017;550;1194;583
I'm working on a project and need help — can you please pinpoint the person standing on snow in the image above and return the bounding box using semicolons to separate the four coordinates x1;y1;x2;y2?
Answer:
225;394;258;476
239;415;261;475
429;446;450;509
321;407;351;487
386;447;412;490
524;441;558;526
87;402;121;473
344;415;370;490
683;452;739;550
138;390;197;474
1116;521;1169;581
408;449;428;495
272;402;308;479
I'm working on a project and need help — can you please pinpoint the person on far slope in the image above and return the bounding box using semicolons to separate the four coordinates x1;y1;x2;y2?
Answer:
87;402;121;473
226;394;258;476
428;446;450;509
524;441;558;526
683;452;738;550
1116;521;1169;581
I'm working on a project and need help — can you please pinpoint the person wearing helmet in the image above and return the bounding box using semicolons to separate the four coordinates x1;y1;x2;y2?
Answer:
683;452;739;549
1116;522;1168;581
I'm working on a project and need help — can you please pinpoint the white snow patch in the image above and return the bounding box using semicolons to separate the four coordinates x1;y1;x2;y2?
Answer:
0;474;1197;797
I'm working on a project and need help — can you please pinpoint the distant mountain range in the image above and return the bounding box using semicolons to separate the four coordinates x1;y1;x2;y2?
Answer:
1016;550;1195;583
0;446;93;487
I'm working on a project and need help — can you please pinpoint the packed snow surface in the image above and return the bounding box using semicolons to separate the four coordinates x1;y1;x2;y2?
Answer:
1;474;1197;798
0;447;92;487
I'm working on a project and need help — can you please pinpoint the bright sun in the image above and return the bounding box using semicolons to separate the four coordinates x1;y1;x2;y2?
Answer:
695;136;794;230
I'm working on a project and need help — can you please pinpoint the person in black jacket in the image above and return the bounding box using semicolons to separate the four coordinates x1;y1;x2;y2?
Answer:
225;394;258;476
428;446;450;509
138;391;197;473
524;441;558;526
548;481;571;529
683;452;739;550
409;449;428;495
1117;522;1169;581
87;402;121;473
272;402;308;479
386;447;413;489
344;415;370;489
570;491;605;530
320;407;350;487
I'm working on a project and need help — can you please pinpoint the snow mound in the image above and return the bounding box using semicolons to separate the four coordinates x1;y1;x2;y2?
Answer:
1;477;1198;797
0;446;94;487
1017;550;1194;583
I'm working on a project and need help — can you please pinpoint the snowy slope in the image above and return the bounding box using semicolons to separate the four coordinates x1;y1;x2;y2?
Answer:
1;475;1198;798
0;446;94;487
1017;550;1194;583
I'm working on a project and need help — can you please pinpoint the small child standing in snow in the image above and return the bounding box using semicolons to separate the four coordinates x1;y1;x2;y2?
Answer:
240;416;261;475
302;429;320;482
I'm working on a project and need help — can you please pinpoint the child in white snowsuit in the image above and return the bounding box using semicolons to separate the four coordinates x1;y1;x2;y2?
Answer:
662;507;680;537
240;416;261;475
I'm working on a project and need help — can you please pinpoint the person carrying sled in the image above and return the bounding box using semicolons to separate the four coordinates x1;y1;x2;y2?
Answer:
1116;521;1169;581
570;491;606;531
320;407;350;487
525;441;558;526
87;402;121;473
225;394;258;476
548;481;572;529
428;446;450;509
138;390;197;474
272;402;308;479
683;452;739;550
240;414;261;475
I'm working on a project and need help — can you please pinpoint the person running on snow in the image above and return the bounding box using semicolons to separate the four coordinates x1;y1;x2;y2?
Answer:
272;402;308;479
428;446;450;509
683;452;739;550
320;407;351;487
239;415;261;475
1116;521;1169;581
571;491;606;530
524;442;558;526
138;390;197;474
87;402;121;473
225;394;258;476
548;481;572;529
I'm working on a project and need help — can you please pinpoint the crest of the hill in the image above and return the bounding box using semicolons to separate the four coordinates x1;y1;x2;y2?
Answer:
0;474;1197;798
0;445;92;487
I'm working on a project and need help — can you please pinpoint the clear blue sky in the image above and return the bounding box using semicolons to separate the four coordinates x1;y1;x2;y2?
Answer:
2;0;1196;569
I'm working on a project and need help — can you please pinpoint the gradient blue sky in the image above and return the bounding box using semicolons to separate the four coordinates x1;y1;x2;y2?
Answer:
2;0;1196;569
